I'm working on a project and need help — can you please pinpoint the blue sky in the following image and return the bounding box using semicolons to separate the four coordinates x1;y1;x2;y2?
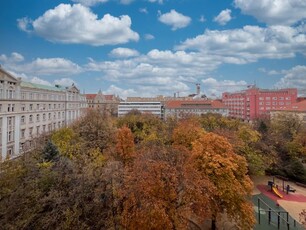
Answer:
1;0;306;98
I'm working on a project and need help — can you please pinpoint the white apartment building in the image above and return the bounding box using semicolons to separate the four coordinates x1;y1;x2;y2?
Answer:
118;101;163;118
0;67;88;161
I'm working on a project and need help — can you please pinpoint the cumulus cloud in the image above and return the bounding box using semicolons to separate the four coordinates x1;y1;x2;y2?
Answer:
0;52;24;63
54;78;76;86
158;9;191;30
214;9;232;25
1;53;82;76
275;65;306;95
176;25;306;63
109;47;140;58
71;0;108;6
17;4;139;46
202;78;248;97
234;0;306;25
30;77;53;86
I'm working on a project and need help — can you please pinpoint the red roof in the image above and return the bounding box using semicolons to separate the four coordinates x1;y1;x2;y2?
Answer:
85;94;96;100
165;100;226;109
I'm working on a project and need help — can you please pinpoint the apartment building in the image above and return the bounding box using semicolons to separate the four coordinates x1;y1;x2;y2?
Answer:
270;99;306;125
0;67;88;161
164;100;228;119
222;87;297;121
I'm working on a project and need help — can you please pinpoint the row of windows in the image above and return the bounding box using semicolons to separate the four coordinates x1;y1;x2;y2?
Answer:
259;96;291;101
0;103;83;113
20;122;65;138
20;112;66;124
259;102;291;106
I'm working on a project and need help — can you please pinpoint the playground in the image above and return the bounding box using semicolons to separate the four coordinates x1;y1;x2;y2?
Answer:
252;176;306;229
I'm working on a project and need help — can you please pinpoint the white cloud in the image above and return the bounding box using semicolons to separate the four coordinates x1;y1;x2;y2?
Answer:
109;47;140;58
30;77;53;86
139;8;148;14
158;9;191;30
54;78;76;87
176;25;306;63
1;54;82;76
120;0;134;4
18;4;139;46
71;0;108;7
17;17;32;33
104;85;137;99
202;78;248;97
275;65;306;95
234;0;306;25
144;34;155;40
0;52;24;63
214;9;232;25
199;15;206;23
148;0;163;4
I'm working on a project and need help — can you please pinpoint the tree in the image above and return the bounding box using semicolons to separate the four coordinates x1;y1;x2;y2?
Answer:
115;126;135;165
121;145;213;229
172;117;204;150
42;140;59;162
192;132;255;229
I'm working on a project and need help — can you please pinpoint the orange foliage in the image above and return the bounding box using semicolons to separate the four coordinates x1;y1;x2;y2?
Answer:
115;126;135;164
192;132;255;229
121;146;213;229
172;118;205;150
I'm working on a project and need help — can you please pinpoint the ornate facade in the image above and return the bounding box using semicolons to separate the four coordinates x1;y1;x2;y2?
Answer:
0;67;88;161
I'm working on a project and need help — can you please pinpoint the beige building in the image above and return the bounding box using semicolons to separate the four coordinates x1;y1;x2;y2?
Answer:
85;90;120;116
0;67;88;161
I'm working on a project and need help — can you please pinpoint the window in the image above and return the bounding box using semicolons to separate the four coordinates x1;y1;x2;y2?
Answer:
43;125;46;132
273;97;277;100
8;131;14;142
259;97;264;100
36;126;40;134
29;115;33;122
12;104;14;112
21;129;25;138
21;104;25;111
266;97;270;100
37;104;40;110
286;97;291;100
0;104;2;112
48;113;51;120
279;97;284;100
7;104;11;112
29;127;33;136
29;104;33;110
36;114;40;121
43;113;46;120
21;115;25;124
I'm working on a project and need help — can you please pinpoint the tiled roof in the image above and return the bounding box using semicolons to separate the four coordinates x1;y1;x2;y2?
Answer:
165;100;226;109
21;81;64;92
85;94;97;99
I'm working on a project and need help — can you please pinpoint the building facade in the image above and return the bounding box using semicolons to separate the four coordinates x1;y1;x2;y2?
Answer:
118;101;163;118
85;90;120;116
164;100;228;119
222;87;297;121
0;67;88;161
270;99;306;125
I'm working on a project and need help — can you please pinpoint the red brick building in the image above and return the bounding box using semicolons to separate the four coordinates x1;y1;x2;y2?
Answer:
222;87;297;121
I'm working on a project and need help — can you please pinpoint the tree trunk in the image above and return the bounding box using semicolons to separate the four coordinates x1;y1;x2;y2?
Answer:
211;215;216;230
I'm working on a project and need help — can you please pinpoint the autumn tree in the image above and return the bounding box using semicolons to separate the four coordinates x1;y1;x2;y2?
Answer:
172;117;205;150
115;126;135;165
121;145;214;229
117;111;167;144
192;132;255;229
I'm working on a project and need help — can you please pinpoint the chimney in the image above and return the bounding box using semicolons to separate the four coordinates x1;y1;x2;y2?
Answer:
196;83;200;95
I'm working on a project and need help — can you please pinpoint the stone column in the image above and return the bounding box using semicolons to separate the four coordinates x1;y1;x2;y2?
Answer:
14;115;20;156
1;115;7;160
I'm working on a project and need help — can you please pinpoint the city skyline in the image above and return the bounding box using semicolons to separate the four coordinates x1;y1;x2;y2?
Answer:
1;0;306;98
